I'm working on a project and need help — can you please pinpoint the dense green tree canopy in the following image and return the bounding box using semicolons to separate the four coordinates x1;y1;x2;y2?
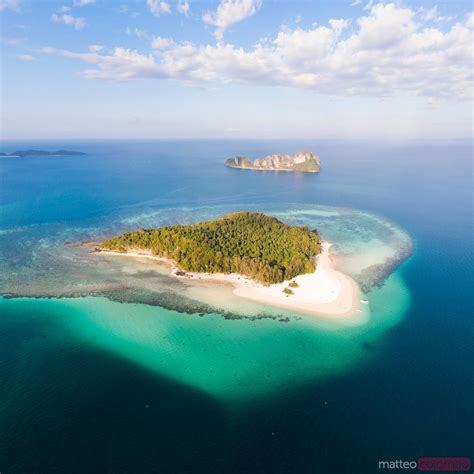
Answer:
101;212;320;284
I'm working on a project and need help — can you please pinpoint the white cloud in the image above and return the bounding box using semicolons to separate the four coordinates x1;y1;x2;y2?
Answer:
17;54;34;61
417;6;453;23
51;13;87;30
73;0;95;6
118;4;140;18
41;47;158;81
88;44;104;52
0;0;20;12
351;0;362;6
147;0;171;16
151;36;175;49
419;6;438;21
364;0;374;10
202;0;262;40
3;36;26;45
126;27;147;39
177;1;189;16
42;3;474;100
467;12;474;28
60;5;71;13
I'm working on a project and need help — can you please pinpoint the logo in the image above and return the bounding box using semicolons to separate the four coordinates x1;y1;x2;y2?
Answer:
418;458;471;471
378;458;471;471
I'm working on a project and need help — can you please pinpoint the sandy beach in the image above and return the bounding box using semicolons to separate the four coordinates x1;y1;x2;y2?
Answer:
96;241;360;317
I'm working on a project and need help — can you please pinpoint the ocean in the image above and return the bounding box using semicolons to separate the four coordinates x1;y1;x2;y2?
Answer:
0;139;472;473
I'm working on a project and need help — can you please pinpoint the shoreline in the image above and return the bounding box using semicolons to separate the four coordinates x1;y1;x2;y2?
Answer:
225;164;318;173
95;241;361;318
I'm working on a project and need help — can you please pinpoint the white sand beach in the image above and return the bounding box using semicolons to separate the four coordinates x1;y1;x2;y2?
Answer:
232;242;360;316
96;241;360;318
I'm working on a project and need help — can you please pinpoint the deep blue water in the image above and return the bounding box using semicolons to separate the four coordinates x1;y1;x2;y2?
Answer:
0;139;472;473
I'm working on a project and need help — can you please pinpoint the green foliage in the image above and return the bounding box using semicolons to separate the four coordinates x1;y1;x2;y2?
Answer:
292;158;319;172
288;281;299;288
101;212;320;285
283;287;294;295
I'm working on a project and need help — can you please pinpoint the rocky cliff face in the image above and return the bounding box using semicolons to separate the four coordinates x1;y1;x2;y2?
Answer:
225;151;320;173
227;156;254;168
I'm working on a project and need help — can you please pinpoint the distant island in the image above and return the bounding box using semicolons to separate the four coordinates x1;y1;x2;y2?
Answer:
98;212;321;285
0;150;86;157
225;151;320;173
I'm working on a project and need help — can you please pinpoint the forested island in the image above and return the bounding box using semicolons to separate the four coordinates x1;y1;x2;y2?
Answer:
99;212;321;285
0;150;86;157
225;151;320;173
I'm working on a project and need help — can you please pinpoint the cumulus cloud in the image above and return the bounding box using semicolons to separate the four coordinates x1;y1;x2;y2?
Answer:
467;12;474;28
42;3;473;99
0;0;20;12
203;0;262;40
418;6;438;21
147;0;171;16
177;1;189;16
51;13;86;30
151;36;175;49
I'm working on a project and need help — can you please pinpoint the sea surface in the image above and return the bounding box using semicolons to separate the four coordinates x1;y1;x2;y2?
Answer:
0;139;472;473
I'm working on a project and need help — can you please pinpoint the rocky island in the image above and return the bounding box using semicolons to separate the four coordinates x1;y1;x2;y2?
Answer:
0;150;86;157
225;151;320;173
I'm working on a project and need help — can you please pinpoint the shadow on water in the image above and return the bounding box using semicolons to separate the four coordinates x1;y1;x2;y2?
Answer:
0;300;373;474
224;347;473;474
0;306;230;474
0;308;378;474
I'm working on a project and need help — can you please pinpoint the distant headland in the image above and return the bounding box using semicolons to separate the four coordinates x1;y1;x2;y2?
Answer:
225;151;320;173
0;150;86;157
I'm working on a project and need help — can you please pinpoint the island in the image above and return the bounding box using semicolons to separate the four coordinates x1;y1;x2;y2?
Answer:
99;212;320;284
0;150;86;157
225;151;320;173
96;212;360;317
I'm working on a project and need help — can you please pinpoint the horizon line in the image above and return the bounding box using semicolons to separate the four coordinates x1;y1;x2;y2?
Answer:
1;137;473;142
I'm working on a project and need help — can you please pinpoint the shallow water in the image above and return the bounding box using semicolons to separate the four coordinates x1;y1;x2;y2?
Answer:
0;200;412;403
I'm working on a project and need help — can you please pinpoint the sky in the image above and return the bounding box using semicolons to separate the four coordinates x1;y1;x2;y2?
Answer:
1;0;473;140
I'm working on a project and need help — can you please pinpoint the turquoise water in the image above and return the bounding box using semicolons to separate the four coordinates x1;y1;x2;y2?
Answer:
0;202;411;403
0;140;471;473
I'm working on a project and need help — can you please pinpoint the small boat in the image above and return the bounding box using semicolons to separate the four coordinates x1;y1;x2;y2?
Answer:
360;299;369;304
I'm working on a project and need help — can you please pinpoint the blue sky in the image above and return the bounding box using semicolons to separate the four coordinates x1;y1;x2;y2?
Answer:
1;0;472;139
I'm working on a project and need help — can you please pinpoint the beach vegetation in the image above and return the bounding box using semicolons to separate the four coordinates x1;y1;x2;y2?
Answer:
101;212;320;285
